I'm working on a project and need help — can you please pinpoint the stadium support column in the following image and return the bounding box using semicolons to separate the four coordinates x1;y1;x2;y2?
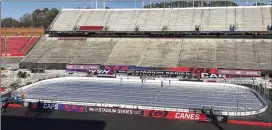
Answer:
142;0;144;8
103;0;105;9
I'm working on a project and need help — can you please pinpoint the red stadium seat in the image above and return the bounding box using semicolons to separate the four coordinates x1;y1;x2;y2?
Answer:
6;36;31;55
20;36;40;54
1;36;40;57
1;87;6;93
79;26;104;31
1;37;5;54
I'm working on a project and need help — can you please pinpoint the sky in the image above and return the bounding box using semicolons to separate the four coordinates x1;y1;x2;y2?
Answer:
1;1;269;19
2;2;143;19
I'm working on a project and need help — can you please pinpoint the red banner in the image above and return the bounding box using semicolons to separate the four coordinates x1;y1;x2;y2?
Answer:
7;104;23;108
144;110;206;121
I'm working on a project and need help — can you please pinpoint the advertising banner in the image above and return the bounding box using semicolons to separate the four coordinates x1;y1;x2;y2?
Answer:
101;65;132;71
131;66;161;70
190;68;218;78
218;69;261;77
161;67;218;78
58;104;86;112
41;103;59;110
144;110;228;123
66;64;100;72
167;67;217;73
166;67;191;72
144;110;206;121
88;70;112;75
7;103;23;108
127;70;191;77
86;106;144;116
25;102;58;110
84;65;135;75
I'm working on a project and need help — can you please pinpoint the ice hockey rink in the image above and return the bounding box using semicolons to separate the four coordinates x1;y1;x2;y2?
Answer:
17;77;265;113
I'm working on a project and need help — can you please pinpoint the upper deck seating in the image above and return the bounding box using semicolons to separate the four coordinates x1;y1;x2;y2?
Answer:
49;6;272;32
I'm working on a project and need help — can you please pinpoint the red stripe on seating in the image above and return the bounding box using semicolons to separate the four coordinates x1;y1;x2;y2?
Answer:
228;120;272;127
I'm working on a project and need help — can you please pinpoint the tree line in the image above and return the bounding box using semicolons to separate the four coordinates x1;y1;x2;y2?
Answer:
1;8;59;29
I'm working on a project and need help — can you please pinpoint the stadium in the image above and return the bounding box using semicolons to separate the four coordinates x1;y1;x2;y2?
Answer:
1;0;272;130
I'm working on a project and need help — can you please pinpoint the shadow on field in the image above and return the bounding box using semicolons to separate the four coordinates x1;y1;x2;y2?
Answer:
1;116;106;130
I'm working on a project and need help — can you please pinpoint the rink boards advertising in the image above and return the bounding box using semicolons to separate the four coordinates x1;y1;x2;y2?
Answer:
5;102;228;123
66;64;261;77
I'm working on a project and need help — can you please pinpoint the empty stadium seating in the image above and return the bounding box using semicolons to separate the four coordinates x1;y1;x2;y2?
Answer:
20;37;40;54
24;6;272;70
22;36;59;63
72;38;117;64
78;26;104;31
50;10;83;31
106;38;146;65
0;36;39;65
139;39;182;67
178;39;217;68
1;37;5;54
1;36;40;57
49;6;272;32
22;36;272;70
7;37;30;54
